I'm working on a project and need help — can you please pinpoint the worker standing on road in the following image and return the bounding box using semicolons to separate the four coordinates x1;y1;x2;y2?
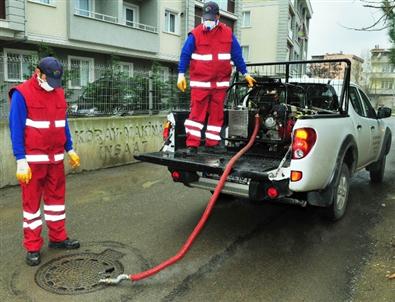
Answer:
9;57;81;266
177;1;256;154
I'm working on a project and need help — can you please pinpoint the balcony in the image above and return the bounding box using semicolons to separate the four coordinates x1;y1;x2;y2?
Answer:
68;0;159;53
74;8;157;33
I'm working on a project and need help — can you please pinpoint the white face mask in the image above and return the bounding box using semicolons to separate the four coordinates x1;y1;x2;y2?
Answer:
203;20;218;31
37;75;54;92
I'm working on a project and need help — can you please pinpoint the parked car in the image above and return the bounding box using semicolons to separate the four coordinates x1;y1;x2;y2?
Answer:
68;73;148;117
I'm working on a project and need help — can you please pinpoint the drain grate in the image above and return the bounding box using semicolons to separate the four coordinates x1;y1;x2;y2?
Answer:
35;249;124;295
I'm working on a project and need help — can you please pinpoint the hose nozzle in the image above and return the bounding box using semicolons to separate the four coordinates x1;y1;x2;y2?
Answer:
99;274;130;285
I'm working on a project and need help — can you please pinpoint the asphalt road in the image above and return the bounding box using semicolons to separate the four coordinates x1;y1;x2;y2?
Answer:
0;118;394;302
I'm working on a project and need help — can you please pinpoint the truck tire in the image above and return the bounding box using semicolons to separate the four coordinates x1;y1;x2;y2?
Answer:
369;155;386;183
324;162;350;221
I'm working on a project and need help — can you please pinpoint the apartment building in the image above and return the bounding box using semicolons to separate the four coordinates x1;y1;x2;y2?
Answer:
240;0;312;63
311;52;364;84
0;0;241;87
367;46;395;109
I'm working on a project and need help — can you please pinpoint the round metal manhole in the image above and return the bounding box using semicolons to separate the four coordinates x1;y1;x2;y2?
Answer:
35;249;124;295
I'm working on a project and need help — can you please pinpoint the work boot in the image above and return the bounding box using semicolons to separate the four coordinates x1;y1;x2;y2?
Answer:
49;238;80;249
26;251;41;266
185;146;198;155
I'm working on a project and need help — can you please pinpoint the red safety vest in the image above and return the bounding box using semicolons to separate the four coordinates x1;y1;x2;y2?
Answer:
9;75;67;164
189;22;233;89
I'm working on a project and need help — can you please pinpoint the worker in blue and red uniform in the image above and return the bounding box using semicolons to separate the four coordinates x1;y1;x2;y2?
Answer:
9;57;81;266
177;1;256;154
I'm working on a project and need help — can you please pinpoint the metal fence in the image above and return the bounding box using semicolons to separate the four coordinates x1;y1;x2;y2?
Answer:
0;55;190;120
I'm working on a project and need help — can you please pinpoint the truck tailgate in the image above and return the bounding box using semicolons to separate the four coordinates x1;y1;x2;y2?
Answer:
135;150;283;180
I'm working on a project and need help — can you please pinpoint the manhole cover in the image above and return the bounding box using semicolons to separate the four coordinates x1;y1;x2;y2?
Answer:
35;249;124;295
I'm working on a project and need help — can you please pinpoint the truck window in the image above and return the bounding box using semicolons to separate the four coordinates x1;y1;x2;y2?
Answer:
358;89;377;119
305;84;339;110
349;87;365;117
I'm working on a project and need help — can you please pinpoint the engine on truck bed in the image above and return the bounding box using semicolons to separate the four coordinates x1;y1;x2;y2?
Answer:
226;78;306;150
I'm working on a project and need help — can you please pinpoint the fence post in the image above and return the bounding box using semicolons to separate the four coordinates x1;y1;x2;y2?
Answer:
148;71;153;115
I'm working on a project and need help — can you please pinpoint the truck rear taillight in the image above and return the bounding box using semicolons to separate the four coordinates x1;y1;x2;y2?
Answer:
171;171;181;182
266;187;279;199
291;171;303;182
169;169;199;183
163;121;172;141
292;128;317;159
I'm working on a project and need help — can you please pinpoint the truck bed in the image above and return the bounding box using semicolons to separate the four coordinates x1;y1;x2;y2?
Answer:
135;149;284;180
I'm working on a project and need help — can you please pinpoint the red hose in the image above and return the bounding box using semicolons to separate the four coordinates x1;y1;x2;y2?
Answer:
130;114;261;282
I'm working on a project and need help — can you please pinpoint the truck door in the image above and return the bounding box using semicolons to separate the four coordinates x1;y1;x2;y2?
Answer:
357;88;381;163
349;87;371;167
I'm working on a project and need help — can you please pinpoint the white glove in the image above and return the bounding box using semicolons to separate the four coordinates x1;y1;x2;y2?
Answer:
16;159;32;184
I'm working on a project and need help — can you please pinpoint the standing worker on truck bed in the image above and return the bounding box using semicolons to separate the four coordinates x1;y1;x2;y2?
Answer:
177;1;256;155
9;57;81;266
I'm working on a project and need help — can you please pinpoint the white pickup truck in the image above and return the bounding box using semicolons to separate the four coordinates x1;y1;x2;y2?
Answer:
136;60;392;220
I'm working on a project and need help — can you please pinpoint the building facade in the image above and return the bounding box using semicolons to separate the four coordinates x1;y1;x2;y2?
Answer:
311;53;364;84
367;46;395;109
240;0;312;64
0;0;241;85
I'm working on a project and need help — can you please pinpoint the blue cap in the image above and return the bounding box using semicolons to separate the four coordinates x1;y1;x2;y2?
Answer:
38;57;63;88
203;1;219;21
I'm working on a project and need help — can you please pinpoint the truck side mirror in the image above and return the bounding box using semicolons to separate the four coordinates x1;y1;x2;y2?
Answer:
377;106;392;119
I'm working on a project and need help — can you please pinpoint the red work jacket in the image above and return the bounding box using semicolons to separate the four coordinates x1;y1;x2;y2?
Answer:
9;75;67;164
189;22;233;89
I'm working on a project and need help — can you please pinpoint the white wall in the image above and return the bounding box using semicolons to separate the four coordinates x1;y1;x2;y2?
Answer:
26;0;68;40
158;0;184;62
240;3;280;63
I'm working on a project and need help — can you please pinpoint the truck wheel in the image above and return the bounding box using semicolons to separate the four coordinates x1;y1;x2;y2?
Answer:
324;163;350;221
369;155;386;183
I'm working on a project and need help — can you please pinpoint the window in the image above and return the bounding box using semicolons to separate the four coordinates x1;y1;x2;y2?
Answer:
119;62;134;77
358;89;376;119
306;84;338;110
158;66;169;82
0;0;5;19
29;0;54;5
68;56;94;89
287;45;293;60
75;0;92;16
288;13;294;38
124;3;139;27
4;49;37;82
294;51;299;61
241;46;250;62
382;64;392;72
165;10;179;34
215;0;228;11
241;11;251;27
349;87;365;116
381;80;394;90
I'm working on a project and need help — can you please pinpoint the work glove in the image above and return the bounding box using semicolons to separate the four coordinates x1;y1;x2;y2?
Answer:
16;159;32;184
68;150;80;169
245;74;256;88
177;73;187;92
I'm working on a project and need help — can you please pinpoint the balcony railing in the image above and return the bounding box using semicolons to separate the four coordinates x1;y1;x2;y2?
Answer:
74;8;157;33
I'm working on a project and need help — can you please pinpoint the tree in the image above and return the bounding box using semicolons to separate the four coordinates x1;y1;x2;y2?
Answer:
353;1;395;64
308;62;344;79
